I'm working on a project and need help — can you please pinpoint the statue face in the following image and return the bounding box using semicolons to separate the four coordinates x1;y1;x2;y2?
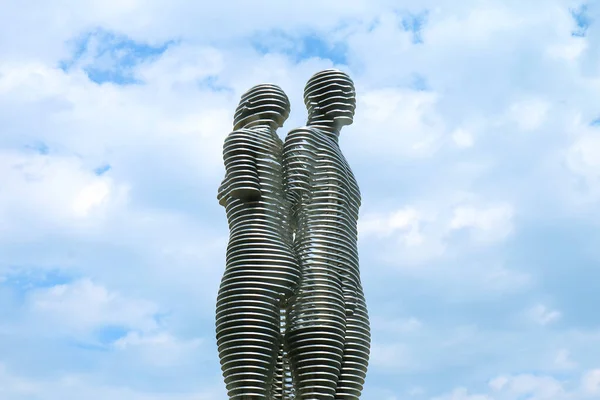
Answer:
305;70;357;127
317;81;356;127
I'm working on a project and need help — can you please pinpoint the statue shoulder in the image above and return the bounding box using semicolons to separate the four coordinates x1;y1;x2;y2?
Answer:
285;126;314;137
225;128;254;140
223;128;261;151
284;126;317;146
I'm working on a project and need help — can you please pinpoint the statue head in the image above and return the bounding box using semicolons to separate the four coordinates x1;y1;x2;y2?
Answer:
304;69;356;127
233;84;291;130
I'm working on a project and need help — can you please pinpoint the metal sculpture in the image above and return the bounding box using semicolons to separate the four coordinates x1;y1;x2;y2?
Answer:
283;69;370;399
217;70;370;400
216;84;300;399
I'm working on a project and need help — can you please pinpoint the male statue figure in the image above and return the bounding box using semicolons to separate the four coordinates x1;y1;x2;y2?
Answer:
283;69;371;399
216;84;300;399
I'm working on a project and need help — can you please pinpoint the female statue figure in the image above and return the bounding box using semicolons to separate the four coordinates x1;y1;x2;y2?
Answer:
216;84;300;399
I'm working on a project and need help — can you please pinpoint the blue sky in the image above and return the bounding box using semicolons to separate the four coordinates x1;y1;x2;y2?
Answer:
1;1;600;399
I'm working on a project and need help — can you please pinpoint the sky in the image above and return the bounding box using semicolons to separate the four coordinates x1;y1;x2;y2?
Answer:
0;0;599;399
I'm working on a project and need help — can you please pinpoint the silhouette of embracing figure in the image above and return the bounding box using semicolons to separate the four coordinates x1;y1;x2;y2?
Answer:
217;70;370;400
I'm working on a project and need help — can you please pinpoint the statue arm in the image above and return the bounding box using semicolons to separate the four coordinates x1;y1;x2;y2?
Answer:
217;129;261;206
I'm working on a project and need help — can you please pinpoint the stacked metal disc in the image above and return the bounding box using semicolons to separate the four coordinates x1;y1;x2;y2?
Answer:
271;311;296;399
216;84;300;400
284;69;371;399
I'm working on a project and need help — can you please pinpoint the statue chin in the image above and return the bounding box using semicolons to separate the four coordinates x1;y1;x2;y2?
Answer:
335;116;354;127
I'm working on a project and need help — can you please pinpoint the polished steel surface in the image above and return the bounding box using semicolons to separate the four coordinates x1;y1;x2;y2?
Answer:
216;84;299;399
217;70;370;400
271;310;295;399
283;69;370;400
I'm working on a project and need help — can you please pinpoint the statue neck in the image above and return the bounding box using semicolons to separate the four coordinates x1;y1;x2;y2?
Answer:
307;115;340;141
242;121;277;137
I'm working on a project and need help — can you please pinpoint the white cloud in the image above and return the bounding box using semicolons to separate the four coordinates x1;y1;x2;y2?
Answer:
546;35;587;62
488;374;567;399
136;44;225;87
372;316;423;334
489;375;509;391
72;180;111;216
352;88;446;157
362;207;447;265
438;369;600;400
409;386;425;397
527;304;562;326
569;133;600;174
449;204;514;242
431;388;492;400
0;362;222;400
370;342;412;370
359;207;422;241
0;152;129;239
113;331;203;367
554;349;577;370
0;58;232;183
360;198;515;270
452;128;475;148
478;264;532;293
506;99;551;132
581;369;600;396
566;127;600;200
28;279;160;335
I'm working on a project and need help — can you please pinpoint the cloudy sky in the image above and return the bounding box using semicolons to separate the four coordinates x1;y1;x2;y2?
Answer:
1;0;599;399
